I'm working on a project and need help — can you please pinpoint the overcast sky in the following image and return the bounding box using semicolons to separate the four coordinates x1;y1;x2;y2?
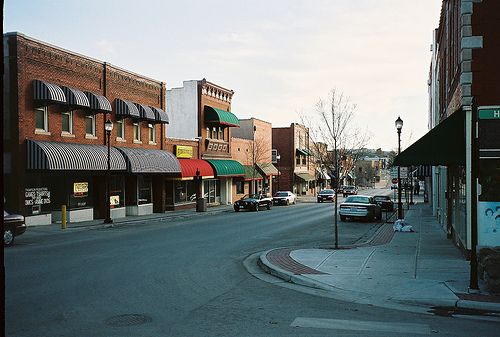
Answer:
5;0;442;151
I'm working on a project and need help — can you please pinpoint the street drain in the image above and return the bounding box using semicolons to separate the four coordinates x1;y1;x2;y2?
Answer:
105;314;152;327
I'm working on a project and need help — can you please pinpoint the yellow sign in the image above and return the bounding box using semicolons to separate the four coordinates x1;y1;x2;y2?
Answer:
73;182;88;197
176;145;193;158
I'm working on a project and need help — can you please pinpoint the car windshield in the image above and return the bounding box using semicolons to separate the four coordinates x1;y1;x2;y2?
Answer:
345;186;355;190
345;196;370;204
242;194;260;199
275;192;288;197
320;189;334;194
374;196;390;201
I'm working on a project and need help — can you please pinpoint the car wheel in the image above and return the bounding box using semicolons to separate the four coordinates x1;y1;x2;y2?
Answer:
4;228;14;246
286;200;290;206
317;199;320;203
267;203;271;210
234;206;240;212
340;215;346;221
254;204;259;211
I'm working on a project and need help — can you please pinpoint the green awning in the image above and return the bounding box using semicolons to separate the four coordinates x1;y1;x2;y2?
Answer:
243;165;264;180
295;172;315;181
393;109;465;166
302;148;313;156
207;159;245;177
256;163;279;176
296;148;308;156
204;106;240;127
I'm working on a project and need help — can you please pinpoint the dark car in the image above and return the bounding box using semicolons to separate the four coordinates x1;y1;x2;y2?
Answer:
339;195;382;221
234;194;273;212
343;185;358;197
317;189;335;203
374;195;394;212
4;210;27;246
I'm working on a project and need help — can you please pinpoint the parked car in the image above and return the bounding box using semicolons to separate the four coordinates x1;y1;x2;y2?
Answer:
373;195;394;212
343;185;358;197
234;194;273;212
339;195;382;221
273;191;297;205
317;189;335;203
4;210;27;246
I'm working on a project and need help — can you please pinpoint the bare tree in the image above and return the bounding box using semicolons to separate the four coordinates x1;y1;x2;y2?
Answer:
244;135;271;194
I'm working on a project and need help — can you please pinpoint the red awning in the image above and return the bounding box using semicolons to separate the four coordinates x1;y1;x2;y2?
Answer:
179;159;215;178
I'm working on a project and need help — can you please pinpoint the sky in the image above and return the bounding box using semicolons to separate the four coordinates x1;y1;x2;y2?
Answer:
4;0;442;151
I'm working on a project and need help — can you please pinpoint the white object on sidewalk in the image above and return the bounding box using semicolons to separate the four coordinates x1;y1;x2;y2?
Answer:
393;219;414;232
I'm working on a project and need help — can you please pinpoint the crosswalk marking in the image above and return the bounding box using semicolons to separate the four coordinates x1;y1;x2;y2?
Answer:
291;317;431;334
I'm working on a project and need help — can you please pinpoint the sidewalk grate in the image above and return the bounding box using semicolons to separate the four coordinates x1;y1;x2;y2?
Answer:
266;248;326;275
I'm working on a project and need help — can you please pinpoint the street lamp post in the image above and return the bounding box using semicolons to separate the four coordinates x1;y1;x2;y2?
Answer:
276;153;281;192
252;125;257;194
104;119;113;224
395;116;403;220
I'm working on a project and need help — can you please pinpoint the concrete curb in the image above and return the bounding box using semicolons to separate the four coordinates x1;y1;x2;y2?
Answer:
456;299;500;313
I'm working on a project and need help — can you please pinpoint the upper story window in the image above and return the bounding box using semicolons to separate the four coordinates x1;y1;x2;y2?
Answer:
206;127;210;139
85;115;96;136
148;123;156;143
296;155;301;165
62;111;73;134
218;127;223;140
212;127;217;139
116;119;124;139
35;107;48;132
133;122;141;141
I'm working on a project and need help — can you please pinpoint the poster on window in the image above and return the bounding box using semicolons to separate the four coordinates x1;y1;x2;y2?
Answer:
25;187;51;206
73;182;88;197
478;202;500;247
110;195;120;207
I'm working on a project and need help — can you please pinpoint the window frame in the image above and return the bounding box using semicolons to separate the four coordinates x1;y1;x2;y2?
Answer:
61;110;73;134
148;123;156;143
133;121;141;141
35;106;49;132
85;114;96;136
116;119;124;139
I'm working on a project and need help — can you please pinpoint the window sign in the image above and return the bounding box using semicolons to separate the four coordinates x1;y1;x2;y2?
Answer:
110;195;120;207
25;187;51;206
478;201;500;247
73;182;89;197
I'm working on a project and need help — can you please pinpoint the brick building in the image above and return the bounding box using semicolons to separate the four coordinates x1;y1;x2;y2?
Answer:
272;123;316;195
3;32;176;225
166;79;245;206
231;118;278;198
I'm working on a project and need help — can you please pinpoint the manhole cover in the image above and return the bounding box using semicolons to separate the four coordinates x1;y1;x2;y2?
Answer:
105;314;152;327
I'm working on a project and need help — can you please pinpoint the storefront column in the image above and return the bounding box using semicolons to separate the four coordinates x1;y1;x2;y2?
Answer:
153;175;166;213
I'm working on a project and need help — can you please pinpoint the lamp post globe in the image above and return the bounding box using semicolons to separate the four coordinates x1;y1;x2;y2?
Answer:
395;116;403;220
104;119;113;224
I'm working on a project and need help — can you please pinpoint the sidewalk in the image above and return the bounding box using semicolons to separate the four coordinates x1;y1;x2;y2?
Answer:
258;199;500;314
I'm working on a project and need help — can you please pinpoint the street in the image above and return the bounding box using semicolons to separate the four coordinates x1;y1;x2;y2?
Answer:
5;188;499;337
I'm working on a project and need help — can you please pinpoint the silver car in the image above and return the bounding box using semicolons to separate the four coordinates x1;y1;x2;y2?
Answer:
339;195;382;221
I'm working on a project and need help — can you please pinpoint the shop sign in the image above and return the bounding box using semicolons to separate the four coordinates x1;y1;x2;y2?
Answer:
73;182;88;197
25;187;51;206
176;145;193;158
110;195;120;207
478;201;500;246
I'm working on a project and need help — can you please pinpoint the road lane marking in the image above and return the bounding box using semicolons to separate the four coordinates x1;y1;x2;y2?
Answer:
291;317;431;334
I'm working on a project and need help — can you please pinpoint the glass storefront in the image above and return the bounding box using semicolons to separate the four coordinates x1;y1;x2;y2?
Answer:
174;180;196;203
203;179;221;204
109;175;125;208
138;176;152;205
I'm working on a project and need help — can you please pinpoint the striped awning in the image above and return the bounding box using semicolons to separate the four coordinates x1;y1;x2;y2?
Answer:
26;139;126;171
295;172;315;181
412;165;432;178
116;147;181;173
33;80;66;106
150;106;169;124
115;98;140;119
178;159;214;178
84;91;112;113
135;103;156;122
243;165;264;181
204;106;240;127
206;159;245;177
256;163;279;176
61;86;90;109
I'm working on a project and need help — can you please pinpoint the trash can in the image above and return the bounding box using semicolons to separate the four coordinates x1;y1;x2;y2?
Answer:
196;198;207;212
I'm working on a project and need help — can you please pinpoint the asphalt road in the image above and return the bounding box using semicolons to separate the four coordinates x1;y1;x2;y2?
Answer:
5;188;499;336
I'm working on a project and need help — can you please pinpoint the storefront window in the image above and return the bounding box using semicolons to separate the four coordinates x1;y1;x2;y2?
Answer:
138;176;152;204
235;180;244;194
69;180;92;209
203;179;220;204
174;180;196;203
110;175;125;208
479;160;500;201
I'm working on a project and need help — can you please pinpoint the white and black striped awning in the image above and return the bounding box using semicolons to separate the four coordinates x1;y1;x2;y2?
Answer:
33;80;66;106
61;86;90;109
26;140;127;171
115;98;140;119
411;165;432;178
150;106;169;124
84;91;112;113
116;147;181;174
135;103;156;122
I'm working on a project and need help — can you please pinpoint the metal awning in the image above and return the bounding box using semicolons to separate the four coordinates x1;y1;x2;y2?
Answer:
150;106;169;124
115;98;140;119
393;109;465;166
412;165;432;178
206;159;245;177
26;139;126;171
116;147;181;174
204;106;240;127
316;167;331;180
243;165;264;181
84;91;112;113
256;163;279;176
295;172;315;181
135;103;156;122
178;159;214;179
61;86;90;109
296;148;308;156
33;80;66;107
